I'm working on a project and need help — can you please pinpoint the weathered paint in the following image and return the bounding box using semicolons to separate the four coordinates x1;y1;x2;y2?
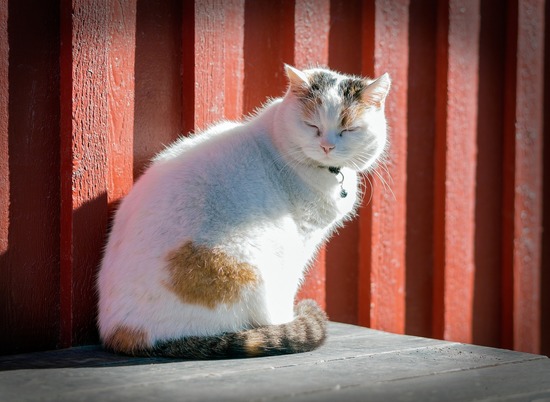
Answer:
194;0;226;128
183;0;245;129
473;0;507;347
223;0;245;121
242;0;294;115
502;0;545;354
0;0;548;355
293;0;329;69
135;0;182;177
60;0;137;347
0;0;8;254
405;0;437;338
106;0;136;203
358;0;409;334
0;0;61;355
325;0;363;324
542;0;550;359
433;0;480;343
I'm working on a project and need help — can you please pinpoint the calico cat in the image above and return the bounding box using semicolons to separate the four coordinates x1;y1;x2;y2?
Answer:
97;65;391;358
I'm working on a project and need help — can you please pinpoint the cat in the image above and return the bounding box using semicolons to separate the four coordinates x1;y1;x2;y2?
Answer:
97;64;391;359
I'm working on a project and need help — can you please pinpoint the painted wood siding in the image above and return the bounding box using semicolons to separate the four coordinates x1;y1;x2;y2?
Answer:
0;0;548;356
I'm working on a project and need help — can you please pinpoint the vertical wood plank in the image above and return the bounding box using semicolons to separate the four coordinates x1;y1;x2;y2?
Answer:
0;0;7;255
542;0;550;358
296;248;327;308
502;0;545;354
0;0;9;352
60;0;108;347
60;0;136;347
223;0;245;121
106;0;136;203
433;0;480;343
472;0;506;347
293;0;329;68
183;0;245;130
182;0;194;136
194;0;226;128
358;0;409;334
325;0;363;324
405;0;437;338
135;0;182;176
243;0;294;115
293;0;330;309
1;0;61;355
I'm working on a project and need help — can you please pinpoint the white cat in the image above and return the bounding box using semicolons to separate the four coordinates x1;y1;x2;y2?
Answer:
97;65;390;358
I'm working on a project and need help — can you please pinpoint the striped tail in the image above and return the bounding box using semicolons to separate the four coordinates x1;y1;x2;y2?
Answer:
144;299;327;359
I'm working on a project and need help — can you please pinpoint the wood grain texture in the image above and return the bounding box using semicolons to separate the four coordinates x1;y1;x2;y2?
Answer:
502;0;545;354
0;0;548;356
194;0;226;128
243;0;294;115
184;0;245;128
0;0;8;254
1;323;549;401
405;0;437;338
59;0;136;347
106;0;136;203
293;0;329;68
135;0;182;177
358;0;409;334
433;0;480;343
542;0;550;358
325;0;363;324
472;0;506;347
0;0;61;355
223;0;245;121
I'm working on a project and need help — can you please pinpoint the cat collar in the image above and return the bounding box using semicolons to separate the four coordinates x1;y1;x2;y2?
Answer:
327;166;347;198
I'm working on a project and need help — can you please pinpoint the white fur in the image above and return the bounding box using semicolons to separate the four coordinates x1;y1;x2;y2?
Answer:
97;67;390;345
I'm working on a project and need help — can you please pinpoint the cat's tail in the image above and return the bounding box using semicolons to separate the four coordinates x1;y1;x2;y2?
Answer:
141;299;327;359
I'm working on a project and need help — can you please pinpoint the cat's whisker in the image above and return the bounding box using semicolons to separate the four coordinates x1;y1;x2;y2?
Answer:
362;173;375;205
372;164;396;202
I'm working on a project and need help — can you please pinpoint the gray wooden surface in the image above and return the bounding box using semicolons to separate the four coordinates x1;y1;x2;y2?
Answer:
1;322;549;401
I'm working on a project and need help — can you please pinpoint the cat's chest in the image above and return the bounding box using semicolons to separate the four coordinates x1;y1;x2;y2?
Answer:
291;171;358;233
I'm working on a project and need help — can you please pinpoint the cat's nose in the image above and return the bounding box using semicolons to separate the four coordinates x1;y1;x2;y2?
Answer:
321;144;335;154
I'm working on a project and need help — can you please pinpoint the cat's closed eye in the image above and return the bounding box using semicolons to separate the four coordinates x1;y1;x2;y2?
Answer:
339;127;360;136
305;122;321;137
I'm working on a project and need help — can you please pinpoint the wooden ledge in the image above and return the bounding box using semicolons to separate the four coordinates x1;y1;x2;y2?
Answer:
1;322;549;401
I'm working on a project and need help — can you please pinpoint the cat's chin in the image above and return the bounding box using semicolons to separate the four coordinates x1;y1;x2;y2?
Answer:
311;160;343;171
298;150;343;170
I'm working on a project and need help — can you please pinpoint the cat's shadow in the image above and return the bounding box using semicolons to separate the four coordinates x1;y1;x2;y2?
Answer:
0;345;193;371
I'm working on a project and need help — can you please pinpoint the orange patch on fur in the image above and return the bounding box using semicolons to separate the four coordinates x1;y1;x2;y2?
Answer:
165;241;259;309
104;325;149;355
244;333;265;357
300;96;323;120
340;103;368;128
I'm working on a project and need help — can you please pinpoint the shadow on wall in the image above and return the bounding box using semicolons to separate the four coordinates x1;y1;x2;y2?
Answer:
0;0;61;356
0;189;115;355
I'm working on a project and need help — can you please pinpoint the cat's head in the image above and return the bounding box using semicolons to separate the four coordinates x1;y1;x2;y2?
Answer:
278;64;390;173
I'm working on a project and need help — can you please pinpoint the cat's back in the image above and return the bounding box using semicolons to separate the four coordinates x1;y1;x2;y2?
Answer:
105;118;282;256
148;119;276;210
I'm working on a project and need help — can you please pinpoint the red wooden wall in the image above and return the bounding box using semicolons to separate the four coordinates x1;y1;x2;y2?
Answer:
1;0;548;356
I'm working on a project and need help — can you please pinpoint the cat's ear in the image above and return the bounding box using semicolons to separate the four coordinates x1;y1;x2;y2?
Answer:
284;64;309;89
362;73;391;107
